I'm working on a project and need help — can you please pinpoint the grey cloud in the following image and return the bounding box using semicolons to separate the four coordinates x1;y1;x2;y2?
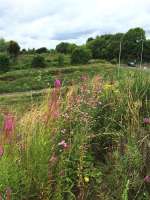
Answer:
51;29;97;40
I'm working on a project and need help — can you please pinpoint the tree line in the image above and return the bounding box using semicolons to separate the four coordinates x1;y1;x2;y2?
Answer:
0;27;150;72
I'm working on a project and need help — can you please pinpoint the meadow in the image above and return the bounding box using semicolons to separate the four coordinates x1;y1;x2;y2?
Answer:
0;62;149;200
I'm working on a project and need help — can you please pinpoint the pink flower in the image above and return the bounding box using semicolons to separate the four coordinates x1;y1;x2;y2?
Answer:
143;118;150;125
0;145;4;158
58;140;69;149
54;79;61;88
3;113;15;137
144;176;150;183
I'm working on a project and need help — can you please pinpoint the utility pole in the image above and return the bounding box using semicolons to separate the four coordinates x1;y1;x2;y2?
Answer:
118;41;122;68
118;40;122;77
140;38;144;69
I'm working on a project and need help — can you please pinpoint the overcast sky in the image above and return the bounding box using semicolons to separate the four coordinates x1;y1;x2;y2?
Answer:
0;0;150;49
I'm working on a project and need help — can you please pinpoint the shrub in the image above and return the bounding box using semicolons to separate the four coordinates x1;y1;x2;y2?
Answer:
35;47;48;54
31;56;46;68
110;58;118;64
0;53;10;72
56;42;70;54
71;47;92;64
7;40;20;58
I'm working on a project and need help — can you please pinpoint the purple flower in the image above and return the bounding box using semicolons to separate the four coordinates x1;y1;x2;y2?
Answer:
143;118;150;125
144;176;150;183
3;113;15;137
54;79;61;88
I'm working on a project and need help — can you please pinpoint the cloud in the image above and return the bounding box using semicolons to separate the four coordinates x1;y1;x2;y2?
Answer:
0;0;150;48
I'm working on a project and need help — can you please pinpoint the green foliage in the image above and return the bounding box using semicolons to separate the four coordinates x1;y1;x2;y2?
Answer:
58;54;65;66
110;58;118;64
56;42;77;54
0;38;7;52
0;53;10;72
122;27;146;61
31;55;46;68
35;47;48;54
56;42;70;54
7;40;20;58
71;47;92;64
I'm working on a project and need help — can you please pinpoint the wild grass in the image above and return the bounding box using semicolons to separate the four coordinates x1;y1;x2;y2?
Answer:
0;68;149;199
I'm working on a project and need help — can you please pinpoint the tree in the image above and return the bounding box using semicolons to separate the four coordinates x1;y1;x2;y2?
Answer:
56;42;77;54
35;47;48;54
87;35;110;59
143;40;150;62
56;42;70;54
87;37;94;43
71;47;92;64
0;53;10;72
102;33;124;60
68;43;78;54
31;55;46;68
0;39;7;52
122;27;146;61
7;41;20;58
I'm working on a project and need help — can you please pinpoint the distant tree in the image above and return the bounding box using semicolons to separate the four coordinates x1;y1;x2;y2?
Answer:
56;42;70;54
143;40;150;62
35;47;48;54
21;49;27;54
102;33;124;60
122;27;146;61
0;39;7;52
71;47;92;64
49;49;56;54
87;37;94;43
68;43;78;54
7;41;20;58
87;36;110;59
31;55;46;68
27;48;35;54
0;53;10;72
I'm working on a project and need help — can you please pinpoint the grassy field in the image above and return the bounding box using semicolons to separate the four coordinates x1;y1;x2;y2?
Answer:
0;63;149;199
0;60;149;94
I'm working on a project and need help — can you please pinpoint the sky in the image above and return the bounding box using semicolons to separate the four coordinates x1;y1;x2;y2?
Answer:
0;0;150;49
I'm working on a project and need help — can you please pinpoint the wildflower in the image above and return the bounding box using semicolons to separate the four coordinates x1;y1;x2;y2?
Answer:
103;83;114;91
58;140;68;149
0;145;4;158
3;113;15;137
84;176;90;183
144;176;150;183
114;89;119;94
54;79;61;88
81;75;88;81
143;118;150;125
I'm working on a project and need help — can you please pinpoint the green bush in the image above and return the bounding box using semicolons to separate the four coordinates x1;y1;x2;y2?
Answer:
7;40;20;58
71;47;92;64
31;56;46;68
0;53;10;72
110;58;118;64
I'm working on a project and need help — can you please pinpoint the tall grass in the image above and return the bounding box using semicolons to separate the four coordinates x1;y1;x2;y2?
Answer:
0;70;149;199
